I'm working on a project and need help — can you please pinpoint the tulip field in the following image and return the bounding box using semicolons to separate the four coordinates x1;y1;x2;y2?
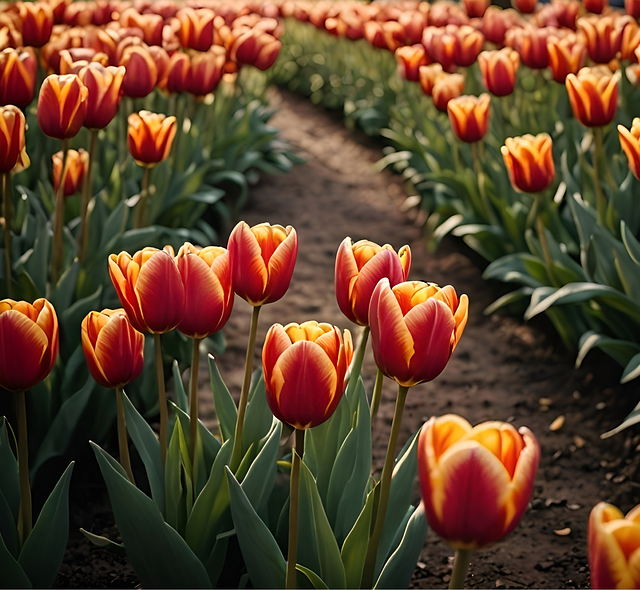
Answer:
3;0;640;588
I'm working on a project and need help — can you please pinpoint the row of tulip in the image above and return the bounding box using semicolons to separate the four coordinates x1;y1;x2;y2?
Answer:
272;1;640;435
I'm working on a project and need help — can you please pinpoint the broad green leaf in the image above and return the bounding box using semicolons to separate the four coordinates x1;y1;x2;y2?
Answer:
0;417;19;522
602;396;640;438
622;221;640;265
79;529;126;556
296;565;329;589
483;253;548;288
91;442;211;588
49;261;80;314
165;418;192;535
204;530;235;588
575;331;640;369
172;361;189;412
18;463;74;589
0;533;31;589
208;355;237;442
226;466;286;590
484;287;534;315
60;286;103;361
242;370;273;455
622;352;640;384
0;488;19;558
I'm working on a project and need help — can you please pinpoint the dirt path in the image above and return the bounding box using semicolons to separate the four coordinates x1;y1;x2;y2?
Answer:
195;89;640;589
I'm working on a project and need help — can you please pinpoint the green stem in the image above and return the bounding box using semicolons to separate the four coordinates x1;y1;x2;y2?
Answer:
3;172;12;298
172;94;185;171
535;205;558;288
471;140;498;226
133;166;152;229
116;387;136;485
525;192;540;231
229;304;261;472
79;128;98;265
189;337;201;465
370;367;384;424
155;333;168;468
593;127;607;226
51;138;69;283
285;428;304;590
16;389;31;546
361;384;409;588
449;549;473;589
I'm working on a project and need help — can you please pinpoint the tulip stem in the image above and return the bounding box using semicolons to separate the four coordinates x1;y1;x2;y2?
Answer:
361;384;409;589
347;325;369;402
370;367;384;424
530;194;558;287
189;337;201;467
51;138;69;284
116;387;136;485
16;389;31;547
471;141;498;226
133;166;152;229
449;549;472;589
155;333;168;468
79;128;98;265
285;428;304;590
3;172;12;298
593;127;608;226
229;304;261;472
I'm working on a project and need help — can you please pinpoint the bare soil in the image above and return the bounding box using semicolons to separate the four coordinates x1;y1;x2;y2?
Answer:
56;89;640;589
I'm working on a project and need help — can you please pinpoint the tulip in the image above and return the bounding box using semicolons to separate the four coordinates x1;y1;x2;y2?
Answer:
335;237;411;327
19;1;54;47
452;24;485;67
448;93;491;143
552;0;580;29
618;118;640;180
81;308;144;390
227;221;298;307
59;48;109;75
262;321;353;429
364;21;388;49
482;7;523;46
78;63;125;129
0;47;37;109
83;27;118;65
514;0;537;13
547;34;586;83
432;72;465;112
398;10;428;45
396;44;429;82
37;74;88;140
578;15;625;64
506;25;553;69
418;63;445;96
228;28;282;70
584;0;608;13
418;415;540;550
422;26;457;72
621;21;640;62
478;48;519;96
429;2;469;27
147;45;170;83
52;148;88;197
627;0;640;18
464;0;490;18
501;133;555;194
127;110;177;167
0;106;27;173
120;46;158;99
120;8;163;46
566;66;620;128
175;7;215;52
589;502;640;589
162;51;190;94
187;48;225;96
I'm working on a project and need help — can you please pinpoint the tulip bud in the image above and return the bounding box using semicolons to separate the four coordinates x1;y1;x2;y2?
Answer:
147;45;170;83
19;1;54;47
396;44;429;82
176;243;234;339
429;2;469;27
108;246;186;334
127;110;176;167
432;72;465;112
566;66;621;128
262;321;353;430
0;298;59;392
452;24;485;67
227;221;298;306
175;7;215;52
335;238;411;327
448;93;491;143
81;308;144;389
422;26;457;73
83;27;118;65
418;415;540;550
501;133;555;193
0;47;37;109
398;10;428;45
0;106;27;173
620;21;640;62
478;48;519;96
577;15;625;64
120;45;158;99
552;0;579;29
419;63;445;96
369;279;469;387
52;148;88;197
79;63;125;129
547;34;585;84
618;118;640;181
37;74;88;139
364;21;388;50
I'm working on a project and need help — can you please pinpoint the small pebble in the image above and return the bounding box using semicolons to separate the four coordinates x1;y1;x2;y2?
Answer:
555;527;571;536
573;390;581;399
417;562;426;570
443;575;451;583
596;402;607;410
496;580;504;588
539;397;552;406
550;415;565;431
573;435;586;448
567;503;581;511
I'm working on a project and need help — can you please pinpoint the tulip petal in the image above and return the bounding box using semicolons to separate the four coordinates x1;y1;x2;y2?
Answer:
94;313;144;388
335;237;360;324
262;323;292;390
229;222;268;304
265;227;298;304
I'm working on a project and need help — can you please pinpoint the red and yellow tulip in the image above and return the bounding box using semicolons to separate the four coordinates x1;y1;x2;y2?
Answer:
175;7;216;52
120;46;158;99
0;105;28;173
19;1;54;47
0;47;37;109
547;34;585;83
395;45;429;82
37;74;88;139
618;118;640;181
127;111;177;167
52;148;88;197
478;48;519;97
447;94;491;143
501;133;555;193
566;66;620;128
577;15;625;64
79;63;125;129
432;72;465;112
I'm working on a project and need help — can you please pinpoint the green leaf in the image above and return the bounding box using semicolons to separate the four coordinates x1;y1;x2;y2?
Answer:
207;354;237;442
79;529;126;557
165;418;192;535
0;533;31;589
602;397;640;439
18;463;74;589
91;442;211;588
483;253;548;288
575;331;640;369
204;530;235;588
0;487;19;558
242;370;273;455
60;286;103;361
483;287;534;315
622;221;640;265
49;261;80;314
0;417;19;523
172;361;188;412
622;352;640;384
225;466;286;590
296;564;329;589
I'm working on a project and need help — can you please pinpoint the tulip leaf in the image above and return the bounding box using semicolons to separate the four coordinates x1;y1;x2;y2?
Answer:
484;287;534;316
242;369;274;455
482;253;548;288
165;418;193;536
374;504;428;590
574;331;640;370
60;286;103;362
172;360;189;412
18;462;74;589
0;487;19;559
296;565;329;589
100;200;127;250
298;458;347;589
22;222;51;296
49;260;80;314
121;390;165;515
79;528;126;556
622;220;640;265
207;354;237;443
0;417;19;523
622;352;640;384
0;533;31;589
326;378;371;545
225;466;286;590
91;442;211;588
204;529;235;588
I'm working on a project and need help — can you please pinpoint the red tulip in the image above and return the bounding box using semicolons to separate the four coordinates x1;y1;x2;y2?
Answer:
618;118;640;180
396;44;429;82
0;47;37;109
448;94;491;143
501;133;556;193
127;110;177;167
19;1;54;47
52;148;88;196
37;74;88;139
478;48;519;96
0;105;28;173
79;63;125;129
566;66;620;128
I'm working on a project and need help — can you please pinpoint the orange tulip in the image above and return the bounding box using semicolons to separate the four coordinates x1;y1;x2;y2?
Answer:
119;8;163;46
335;237;411;327
514;0;537;13
0;105;27;173
52;148;88;197
578;15;625;64
621;21;640;62
188;48;225;96
418;415;540;550
418;63;445;96
227;221;298;306
464;0;490;19
396;44;429;82
0;47;37;109
589;502;640;589
369;279;469;387
566;66;621;128
627;0;640;18
432;72;465;112
262;321;353;429
83;27;118;66
364;20;388;49
176;243;234;339
501;133;555;193
452;24;485;67
482;7;523;46
584;0;608;13
18;1;54;47
127;110;176;167
552;0;580;29
78;63;125;129
37;74;88;139
163;51;190;94
506;25;553;69
175;7;215;52
448;93;490;143
478;48;519;96
422;26;457;72
547;34;586;83
108;246;186;334
228;28;281;70
0;299;58;392
618;118;640;180
120;46;158;99
398;10;428;45
81;308;144;389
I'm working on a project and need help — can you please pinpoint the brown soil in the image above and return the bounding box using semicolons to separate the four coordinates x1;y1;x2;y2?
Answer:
57;89;640;589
